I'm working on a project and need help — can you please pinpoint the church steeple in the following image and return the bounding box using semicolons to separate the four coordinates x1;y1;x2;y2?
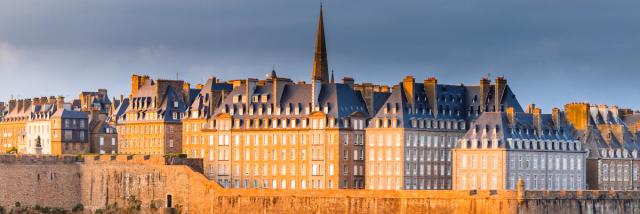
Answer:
331;69;335;83
312;5;329;83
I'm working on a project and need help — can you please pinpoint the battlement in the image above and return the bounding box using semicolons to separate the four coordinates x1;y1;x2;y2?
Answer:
0;154;81;164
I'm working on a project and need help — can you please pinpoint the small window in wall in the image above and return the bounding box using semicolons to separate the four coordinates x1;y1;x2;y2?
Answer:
167;194;172;208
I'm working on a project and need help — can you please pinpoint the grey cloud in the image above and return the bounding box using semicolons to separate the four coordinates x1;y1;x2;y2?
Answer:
0;0;639;111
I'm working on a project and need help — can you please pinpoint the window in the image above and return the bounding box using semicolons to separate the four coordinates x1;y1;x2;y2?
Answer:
64;130;72;140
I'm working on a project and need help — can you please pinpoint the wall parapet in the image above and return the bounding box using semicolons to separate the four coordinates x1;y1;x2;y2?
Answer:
0;154;80;164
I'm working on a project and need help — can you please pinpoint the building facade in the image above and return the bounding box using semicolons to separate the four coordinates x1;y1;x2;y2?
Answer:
116;75;190;155
78;89;119;154
183;7;370;190
365;76;523;190
0;96;89;155
564;103;640;190
453;106;587;191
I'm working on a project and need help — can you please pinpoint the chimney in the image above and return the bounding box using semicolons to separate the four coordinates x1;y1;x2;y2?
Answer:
17;99;24;113
354;83;375;115
525;104;536;114
380;85;390;93
131;74;149;97
57;96;65;111
8;100;16;113
532;106;542;134
33;97;40;108
479;78;491;113
424;77;438;116
494;77;507;112
402;76;415;105
48;96;56;105
98;89;108;96
552;107;562;128
610;105;620;120
564;102;590;131
598;104;609;123
342;77;354;88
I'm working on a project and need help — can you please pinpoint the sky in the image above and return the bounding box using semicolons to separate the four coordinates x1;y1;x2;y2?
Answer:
0;0;639;112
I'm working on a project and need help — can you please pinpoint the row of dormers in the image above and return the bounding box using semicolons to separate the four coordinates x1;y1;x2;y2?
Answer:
232;94;270;104
209;116;367;131
460;138;582;152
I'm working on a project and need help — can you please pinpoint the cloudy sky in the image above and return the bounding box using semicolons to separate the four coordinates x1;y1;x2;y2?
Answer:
1;0;639;111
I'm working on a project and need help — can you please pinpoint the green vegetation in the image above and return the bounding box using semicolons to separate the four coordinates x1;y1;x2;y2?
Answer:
126;196;142;213
164;153;187;159
5;147;17;154
71;203;84;212
149;200;160;213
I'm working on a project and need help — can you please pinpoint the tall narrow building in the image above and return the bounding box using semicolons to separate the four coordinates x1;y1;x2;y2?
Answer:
312;6;329;83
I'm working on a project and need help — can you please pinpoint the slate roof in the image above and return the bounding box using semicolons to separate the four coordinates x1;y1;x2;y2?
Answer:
457;111;580;150
575;105;640;159
369;79;523;128
119;78;187;123
211;76;369;128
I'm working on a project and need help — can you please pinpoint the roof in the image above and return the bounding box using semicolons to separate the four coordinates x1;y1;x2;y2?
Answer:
457;111;581;151
368;78;523;128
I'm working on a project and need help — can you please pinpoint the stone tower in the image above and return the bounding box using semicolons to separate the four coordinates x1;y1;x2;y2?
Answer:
312;5;329;83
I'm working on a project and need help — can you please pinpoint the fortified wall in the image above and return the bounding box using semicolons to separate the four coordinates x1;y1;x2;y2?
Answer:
1;154;639;214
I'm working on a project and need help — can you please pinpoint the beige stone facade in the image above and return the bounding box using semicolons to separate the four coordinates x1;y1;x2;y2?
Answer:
116;75;189;155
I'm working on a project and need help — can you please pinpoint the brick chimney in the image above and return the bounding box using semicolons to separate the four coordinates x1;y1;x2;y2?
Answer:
479;78;491;113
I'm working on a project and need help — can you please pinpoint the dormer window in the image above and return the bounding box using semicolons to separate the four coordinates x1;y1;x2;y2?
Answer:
173;101;179;108
253;95;259;102
261;95;269;102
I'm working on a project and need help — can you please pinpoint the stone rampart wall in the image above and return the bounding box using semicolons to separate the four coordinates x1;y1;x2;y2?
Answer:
1;154;639;214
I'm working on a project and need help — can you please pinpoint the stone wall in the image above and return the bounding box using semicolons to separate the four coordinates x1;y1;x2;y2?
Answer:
1;154;640;213
0;155;82;209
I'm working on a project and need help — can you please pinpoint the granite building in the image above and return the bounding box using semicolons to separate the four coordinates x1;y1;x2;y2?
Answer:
183;6;370;189
78;89;118;154
116;75;191;155
365;76;523;190
564;103;640;190
0;96;89;155
453;106;587;190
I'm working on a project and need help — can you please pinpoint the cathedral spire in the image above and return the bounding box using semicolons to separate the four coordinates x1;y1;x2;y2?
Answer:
312;4;329;83
331;69;335;83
